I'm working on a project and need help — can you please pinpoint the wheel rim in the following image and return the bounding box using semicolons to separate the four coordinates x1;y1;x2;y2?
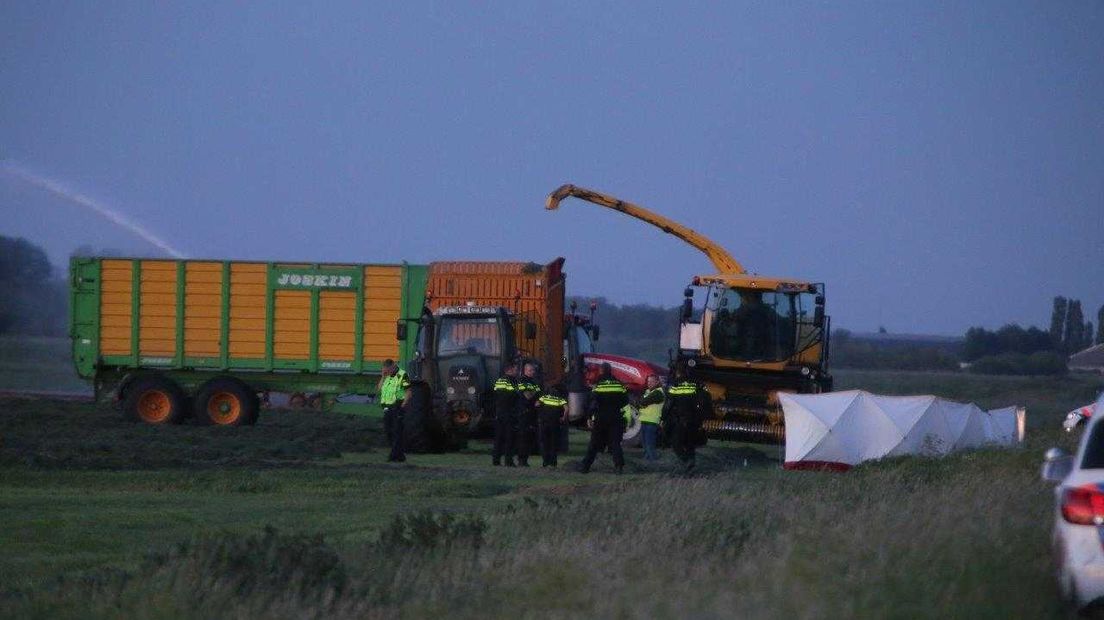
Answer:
207;391;242;425
137;389;173;423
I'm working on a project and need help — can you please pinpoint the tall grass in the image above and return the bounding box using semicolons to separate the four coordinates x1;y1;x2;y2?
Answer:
2;438;1067;619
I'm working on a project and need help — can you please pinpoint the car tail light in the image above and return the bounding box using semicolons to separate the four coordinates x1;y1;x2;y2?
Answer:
1062;484;1104;525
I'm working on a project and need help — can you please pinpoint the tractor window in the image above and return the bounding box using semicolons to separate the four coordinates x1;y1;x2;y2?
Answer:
436;317;502;356
707;288;798;362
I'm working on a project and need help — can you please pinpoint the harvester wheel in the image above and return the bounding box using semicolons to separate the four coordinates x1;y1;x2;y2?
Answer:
123;375;188;425
621;406;643;447
194;377;259;426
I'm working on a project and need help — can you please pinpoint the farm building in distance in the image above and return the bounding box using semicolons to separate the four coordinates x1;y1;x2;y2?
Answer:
1069;344;1104;374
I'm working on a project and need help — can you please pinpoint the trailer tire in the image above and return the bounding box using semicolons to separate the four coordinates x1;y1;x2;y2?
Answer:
195;377;259;426
123;375;189;425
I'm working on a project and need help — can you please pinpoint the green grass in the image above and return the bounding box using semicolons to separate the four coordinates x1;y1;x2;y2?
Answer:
0;335;88;393
2;337;1104;617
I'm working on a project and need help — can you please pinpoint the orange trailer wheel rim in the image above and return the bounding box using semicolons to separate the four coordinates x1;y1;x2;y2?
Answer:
207;391;242;425
138;390;172;423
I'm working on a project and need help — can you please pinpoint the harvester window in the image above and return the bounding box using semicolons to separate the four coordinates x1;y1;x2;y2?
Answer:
708;288;798;362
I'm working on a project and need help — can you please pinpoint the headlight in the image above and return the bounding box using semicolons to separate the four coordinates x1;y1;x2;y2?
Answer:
447;387;455;395
801;367;811;376
467;386;477;395
687;359;697;367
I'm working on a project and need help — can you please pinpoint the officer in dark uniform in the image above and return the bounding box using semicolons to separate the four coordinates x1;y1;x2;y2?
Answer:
536;384;568;467
579;363;629;474
666;369;708;471
514;362;542;467
492;362;519;467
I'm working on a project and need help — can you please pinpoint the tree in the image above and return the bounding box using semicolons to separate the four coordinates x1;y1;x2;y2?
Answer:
1097;304;1104;346
1064;300;1084;353
1086;321;1095;350
0;236;66;336
1051;296;1068;347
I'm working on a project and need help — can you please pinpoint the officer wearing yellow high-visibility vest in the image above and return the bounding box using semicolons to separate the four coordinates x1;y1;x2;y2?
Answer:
536;385;568;467
638;374;665;461
579;363;629;474
378;359;410;462
491;362;520;467
665;369;708;471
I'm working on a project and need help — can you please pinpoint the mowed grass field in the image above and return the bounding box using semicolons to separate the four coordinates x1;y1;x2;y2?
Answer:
1;336;1103;618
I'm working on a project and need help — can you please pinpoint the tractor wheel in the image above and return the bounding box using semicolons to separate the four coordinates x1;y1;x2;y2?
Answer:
123;375;189;425
194;377;259;426
402;402;432;453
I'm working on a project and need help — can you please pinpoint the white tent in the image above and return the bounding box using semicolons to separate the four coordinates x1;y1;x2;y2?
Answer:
780;390;1024;470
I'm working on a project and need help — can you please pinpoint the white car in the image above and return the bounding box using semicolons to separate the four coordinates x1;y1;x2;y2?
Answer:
1044;394;1104;611
1064;403;1097;432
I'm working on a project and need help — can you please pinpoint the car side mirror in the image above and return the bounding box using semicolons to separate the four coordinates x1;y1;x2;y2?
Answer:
591;325;600;342
1042;447;1073;484
813;306;825;328
396;321;408;341
525;322;537;340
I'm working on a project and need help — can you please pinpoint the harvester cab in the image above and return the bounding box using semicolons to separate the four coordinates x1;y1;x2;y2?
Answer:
677;275;832;442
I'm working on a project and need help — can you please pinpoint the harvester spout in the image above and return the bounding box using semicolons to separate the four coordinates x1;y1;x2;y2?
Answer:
544;183;745;275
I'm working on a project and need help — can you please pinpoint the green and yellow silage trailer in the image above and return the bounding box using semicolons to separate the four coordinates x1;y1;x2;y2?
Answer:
70;257;427;425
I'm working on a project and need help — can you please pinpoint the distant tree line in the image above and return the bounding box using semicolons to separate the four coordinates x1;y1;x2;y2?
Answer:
830;330;960;371
572;297;677;364
0;236;66;336
961;324;1067;376
1050;296;1100;352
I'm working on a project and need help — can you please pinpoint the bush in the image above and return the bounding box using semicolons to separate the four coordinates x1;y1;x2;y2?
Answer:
375;510;487;551
969;352;1067;376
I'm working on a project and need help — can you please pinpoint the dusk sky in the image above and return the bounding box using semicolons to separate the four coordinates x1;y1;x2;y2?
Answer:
2;2;1101;335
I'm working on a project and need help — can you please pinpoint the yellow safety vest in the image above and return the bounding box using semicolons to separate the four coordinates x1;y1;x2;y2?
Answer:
639;387;665;424
380;370;408;405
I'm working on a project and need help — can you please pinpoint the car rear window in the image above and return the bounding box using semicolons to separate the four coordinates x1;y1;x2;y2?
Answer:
1082;421;1104;469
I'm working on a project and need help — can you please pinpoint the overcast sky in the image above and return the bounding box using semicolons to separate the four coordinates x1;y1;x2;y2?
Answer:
2;1;1101;335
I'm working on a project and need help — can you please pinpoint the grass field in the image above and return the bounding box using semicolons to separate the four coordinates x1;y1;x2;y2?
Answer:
1;336;1103;617
0;335;89;394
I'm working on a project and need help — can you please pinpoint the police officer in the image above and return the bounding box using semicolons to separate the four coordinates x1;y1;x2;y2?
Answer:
536;384;568;467
579;363;629;474
378;359;409;462
492;362;520;467
666;369;708;471
638;374;665;461
515;362;542;467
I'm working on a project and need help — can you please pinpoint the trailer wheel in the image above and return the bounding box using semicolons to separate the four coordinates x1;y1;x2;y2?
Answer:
123;375;188;425
195;377;259;426
289;392;307;409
